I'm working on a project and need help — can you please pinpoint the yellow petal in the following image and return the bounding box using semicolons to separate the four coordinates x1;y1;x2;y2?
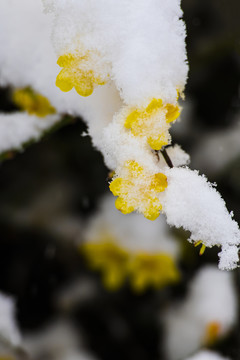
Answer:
143;200;162;221
130;273;148;292
147;134;168;150
146;98;163;113
115;197;134;214
13;88;56;117
57;54;75;67
109;178;124;196
151;173;168;192
33;95;56;117
166;104;180;123
56;72;73;92
103;268;125;290
143;208;160;221
75;78;94;97
128;253;180;292
125;110;140;129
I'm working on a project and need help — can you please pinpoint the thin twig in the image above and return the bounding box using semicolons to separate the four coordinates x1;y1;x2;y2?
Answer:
154;150;160;161
160;148;173;168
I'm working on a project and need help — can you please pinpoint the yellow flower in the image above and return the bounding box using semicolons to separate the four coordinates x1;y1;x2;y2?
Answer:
204;321;221;345
56;52;106;97
109;160;167;220
81;240;129;290
128;252;180;292
81;238;179;293
124;98;180;150
13;88;56;117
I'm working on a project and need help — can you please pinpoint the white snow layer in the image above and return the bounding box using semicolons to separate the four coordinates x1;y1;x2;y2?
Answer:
0;0;186;163
0;0;122;153
0;112;60;153
0;0;187;154
185;350;231;360
83;194;179;257
0;292;21;346
162;167;240;270
44;0;188;106
24;319;97;360
164;266;237;360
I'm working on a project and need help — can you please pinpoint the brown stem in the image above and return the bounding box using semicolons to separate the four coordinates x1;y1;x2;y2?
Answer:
160;148;173;168
154;150;160;161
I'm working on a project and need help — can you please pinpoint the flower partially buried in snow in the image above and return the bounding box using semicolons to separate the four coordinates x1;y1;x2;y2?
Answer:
109;160;167;220
125;98;180;150
13;88;56;117
56;51;108;97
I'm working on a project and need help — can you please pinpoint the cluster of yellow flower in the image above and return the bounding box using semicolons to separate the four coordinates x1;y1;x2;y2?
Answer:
55;50;181;220
110;95;180;219
80;238;179;292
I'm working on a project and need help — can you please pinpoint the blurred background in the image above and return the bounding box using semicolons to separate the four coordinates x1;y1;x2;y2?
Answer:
0;0;240;359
